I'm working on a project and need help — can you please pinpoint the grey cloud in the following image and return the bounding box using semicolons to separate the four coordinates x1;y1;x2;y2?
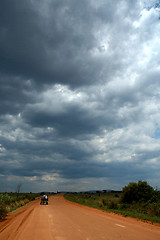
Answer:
0;74;35;116
0;135;154;180
0;0;139;89
0;0;103;87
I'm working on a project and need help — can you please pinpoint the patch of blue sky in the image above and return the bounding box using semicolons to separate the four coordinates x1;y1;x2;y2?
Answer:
153;128;160;139
155;1;160;9
143;0;160;10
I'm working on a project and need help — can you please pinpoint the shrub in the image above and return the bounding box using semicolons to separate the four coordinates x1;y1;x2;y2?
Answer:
0;192;39;220
108;200;118;209
119;203;129;210
99;201;104;207
102;199;108;206
0;193;14;205
147;202;160;217
115;194;119;198
121;181;154;204
0;204;8;220
150;190;160;203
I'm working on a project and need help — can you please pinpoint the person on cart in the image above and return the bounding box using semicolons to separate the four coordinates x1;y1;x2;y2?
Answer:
45;195;48;204
40;194;48;205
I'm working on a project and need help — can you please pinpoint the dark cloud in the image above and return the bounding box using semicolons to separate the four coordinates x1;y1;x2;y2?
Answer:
0;0;111;88
0;74;35;116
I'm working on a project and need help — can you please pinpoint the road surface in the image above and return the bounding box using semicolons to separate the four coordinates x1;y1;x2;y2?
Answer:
0;195;160;240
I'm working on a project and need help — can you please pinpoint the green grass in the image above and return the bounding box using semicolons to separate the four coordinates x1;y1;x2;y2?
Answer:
64;192;160;224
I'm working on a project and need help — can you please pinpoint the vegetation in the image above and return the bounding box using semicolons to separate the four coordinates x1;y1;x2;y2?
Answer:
121;181;154;203
64;181;160;224
0;192;39;221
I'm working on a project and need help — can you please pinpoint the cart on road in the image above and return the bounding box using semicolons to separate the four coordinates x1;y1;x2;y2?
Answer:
40;195;48;205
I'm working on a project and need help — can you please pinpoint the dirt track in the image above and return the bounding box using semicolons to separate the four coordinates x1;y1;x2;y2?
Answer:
0;195;160;240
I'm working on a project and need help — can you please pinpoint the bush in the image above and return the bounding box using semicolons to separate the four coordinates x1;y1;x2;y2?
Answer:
121;181;154;204
147;202;160;217
115;194;119;198
0;192;39;221
102;199;108;206
119;203;130;210
99;201;104;207
0;193;14;205
0;204;8;220
108;200;118;209
150;190;160;203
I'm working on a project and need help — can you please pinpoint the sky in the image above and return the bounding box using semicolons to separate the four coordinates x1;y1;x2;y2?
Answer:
0;0;160;193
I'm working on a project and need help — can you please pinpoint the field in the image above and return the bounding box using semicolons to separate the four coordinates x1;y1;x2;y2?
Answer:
0;192;39;220
64;191;160;223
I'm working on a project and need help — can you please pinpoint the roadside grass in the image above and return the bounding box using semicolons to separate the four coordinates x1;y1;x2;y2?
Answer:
64;192;121;211
64;192;160;224
0;193;39;221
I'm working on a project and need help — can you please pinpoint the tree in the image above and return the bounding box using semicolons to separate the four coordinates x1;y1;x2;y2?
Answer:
16;182;22;193
121;181;154;203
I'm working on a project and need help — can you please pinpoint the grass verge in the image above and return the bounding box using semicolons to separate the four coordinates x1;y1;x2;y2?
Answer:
64;192;160;224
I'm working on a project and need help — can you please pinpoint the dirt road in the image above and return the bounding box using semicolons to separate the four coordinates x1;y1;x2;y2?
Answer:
0;195;160;240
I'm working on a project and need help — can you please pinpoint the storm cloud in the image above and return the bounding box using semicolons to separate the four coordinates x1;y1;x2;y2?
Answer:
0;0;160;192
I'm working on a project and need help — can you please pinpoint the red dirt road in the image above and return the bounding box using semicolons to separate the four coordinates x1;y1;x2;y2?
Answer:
0;195;160;240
